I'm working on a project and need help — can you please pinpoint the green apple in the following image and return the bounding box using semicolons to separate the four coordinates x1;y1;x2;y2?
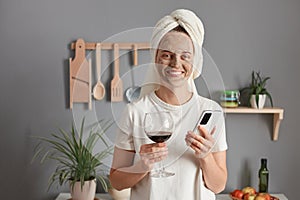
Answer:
242;186;256;195
255;193;271;200
254;195;266;200
244;193;256;200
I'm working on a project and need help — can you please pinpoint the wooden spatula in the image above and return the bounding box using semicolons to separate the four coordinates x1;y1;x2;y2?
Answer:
111;43;123;102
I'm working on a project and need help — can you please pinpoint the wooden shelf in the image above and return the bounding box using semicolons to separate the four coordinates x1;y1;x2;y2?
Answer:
223;107;284;141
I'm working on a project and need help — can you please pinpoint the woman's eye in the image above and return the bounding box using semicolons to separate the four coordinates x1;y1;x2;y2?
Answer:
181;54;191;60
161;53;171;59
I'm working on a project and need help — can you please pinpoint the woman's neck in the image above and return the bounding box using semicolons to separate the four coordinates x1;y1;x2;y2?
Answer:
155;86;193;105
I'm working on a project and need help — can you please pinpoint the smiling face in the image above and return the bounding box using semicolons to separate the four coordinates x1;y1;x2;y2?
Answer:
155;31;194;89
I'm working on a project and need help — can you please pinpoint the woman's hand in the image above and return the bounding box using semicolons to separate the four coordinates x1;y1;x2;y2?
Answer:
185;125;216;158
139;143;168;171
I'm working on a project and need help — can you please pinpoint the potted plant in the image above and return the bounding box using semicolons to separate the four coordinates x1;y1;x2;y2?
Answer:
32;118;113;200
241;70;274;109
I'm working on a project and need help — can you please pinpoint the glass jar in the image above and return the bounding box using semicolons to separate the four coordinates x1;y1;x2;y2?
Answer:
220;90;240;108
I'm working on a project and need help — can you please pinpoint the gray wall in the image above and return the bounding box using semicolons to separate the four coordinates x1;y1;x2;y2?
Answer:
1;0;299;199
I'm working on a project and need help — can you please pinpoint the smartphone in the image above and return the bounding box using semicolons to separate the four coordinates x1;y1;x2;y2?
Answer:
194;110;223;133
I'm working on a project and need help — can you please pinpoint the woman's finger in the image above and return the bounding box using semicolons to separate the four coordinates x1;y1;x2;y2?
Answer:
139;143;168;166
197;125;209;137
186;135;209;151
186;131;209;145
185;130;215;158
140;143;167;153
210;126;216;135
198;125;216;142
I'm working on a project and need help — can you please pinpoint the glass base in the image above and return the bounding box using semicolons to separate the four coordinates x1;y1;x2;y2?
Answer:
151;170;175;178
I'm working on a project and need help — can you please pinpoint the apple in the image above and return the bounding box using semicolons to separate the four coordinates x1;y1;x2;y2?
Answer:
242;186;256;195
244;193;257;200
231;189;244;199
270;196;279;200
255;193;271;200
254;195;266;200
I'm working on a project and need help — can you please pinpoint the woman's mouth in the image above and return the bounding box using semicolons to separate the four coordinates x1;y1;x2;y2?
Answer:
166;70;184;77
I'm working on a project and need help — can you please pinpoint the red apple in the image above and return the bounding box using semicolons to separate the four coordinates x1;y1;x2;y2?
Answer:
244;193;257;200
270;196;279;200
231;189;244;199
242;186;256;195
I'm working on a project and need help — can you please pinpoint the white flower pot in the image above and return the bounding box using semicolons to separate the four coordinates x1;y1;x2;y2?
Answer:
70;179;96;200
250;94;266;109
108;187;131;200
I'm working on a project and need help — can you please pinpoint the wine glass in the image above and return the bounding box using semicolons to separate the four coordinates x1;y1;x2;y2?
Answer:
144;111;175;178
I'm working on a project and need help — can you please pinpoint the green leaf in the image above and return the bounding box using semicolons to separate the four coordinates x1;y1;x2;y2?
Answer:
31;145;44;164
255;93;259;106
97;174;108;192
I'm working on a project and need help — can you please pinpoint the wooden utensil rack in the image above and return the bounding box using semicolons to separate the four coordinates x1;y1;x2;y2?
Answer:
70;42;150;50
69;38;151;109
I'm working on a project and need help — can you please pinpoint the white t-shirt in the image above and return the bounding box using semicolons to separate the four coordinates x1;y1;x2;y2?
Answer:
115;91;228;200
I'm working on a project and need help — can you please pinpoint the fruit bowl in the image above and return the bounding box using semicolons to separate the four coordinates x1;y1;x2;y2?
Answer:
229;194;280;200
229;194;242;200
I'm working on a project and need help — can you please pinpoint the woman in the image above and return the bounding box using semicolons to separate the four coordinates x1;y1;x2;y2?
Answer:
110;9;227;200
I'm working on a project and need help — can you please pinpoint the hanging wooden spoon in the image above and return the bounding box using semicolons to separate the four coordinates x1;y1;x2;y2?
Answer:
93;43;105;100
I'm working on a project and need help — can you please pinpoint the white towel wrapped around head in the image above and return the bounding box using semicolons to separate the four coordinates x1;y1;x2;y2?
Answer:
140;9;205;97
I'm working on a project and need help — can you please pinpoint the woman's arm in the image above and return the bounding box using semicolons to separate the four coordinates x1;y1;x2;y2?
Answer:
110;143;168;190
186;125;227;193
109;147;148;190
199;151;227;193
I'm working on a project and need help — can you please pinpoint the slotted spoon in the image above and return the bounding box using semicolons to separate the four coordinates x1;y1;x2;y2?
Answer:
110;43;123;102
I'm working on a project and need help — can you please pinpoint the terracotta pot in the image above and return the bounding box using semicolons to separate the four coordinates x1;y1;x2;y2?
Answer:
70;179;96;200
108;187;131;200
250;94;266;109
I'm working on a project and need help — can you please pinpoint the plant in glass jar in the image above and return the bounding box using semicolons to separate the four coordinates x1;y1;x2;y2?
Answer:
32;118;113;200
241;70;274;109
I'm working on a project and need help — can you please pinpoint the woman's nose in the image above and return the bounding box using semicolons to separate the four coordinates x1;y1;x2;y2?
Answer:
170;55;180;68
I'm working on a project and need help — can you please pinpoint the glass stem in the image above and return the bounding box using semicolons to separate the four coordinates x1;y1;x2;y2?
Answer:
159;161;164;173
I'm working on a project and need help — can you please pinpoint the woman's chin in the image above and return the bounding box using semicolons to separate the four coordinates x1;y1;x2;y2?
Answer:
161;79;188;90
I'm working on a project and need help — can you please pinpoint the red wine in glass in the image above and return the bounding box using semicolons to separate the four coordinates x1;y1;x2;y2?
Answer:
147;131;172;143
144;111;175;178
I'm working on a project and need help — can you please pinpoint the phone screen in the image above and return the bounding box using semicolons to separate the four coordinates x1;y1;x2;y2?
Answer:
199;112;212;125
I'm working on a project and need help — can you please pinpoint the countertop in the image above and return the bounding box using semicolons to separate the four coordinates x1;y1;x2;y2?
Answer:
55;193;288;200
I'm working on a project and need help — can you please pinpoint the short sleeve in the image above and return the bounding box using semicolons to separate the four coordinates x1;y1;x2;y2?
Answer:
114;105;135;151
211;113;228;152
